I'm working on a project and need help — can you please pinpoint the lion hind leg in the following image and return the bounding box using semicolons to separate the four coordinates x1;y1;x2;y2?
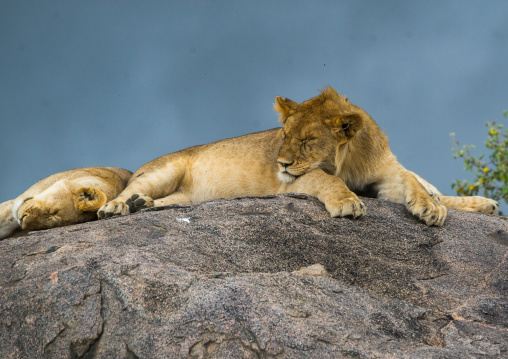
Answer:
440;196;499;214
0;199;20;240
98;162;186;219
154;192;191;207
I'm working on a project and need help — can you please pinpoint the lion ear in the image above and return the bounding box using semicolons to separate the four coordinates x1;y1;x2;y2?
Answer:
326;114;363;143
274;96;299;124
73;187;107;213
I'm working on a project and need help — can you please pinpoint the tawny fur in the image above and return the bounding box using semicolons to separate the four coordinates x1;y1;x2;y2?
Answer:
98;87;499;226
0;167;132;239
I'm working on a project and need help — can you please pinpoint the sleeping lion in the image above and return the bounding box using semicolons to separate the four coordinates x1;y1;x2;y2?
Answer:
98;87;498;226
0;167;132;239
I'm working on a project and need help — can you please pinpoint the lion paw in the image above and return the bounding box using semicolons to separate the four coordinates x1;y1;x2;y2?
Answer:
478;199;500;214
326;196;366;219
406;196;447;226
467;197;499;214
97;194;154;219
97;201;129;219
125;194;154;213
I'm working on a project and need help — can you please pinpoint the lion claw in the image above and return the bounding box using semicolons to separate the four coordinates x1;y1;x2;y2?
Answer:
327;197;366;219
406;196;447;226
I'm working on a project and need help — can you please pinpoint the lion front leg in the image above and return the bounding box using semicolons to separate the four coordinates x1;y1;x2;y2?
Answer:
409;170;443;204
409;171;499;214
279;169;366;218
377;166;447;226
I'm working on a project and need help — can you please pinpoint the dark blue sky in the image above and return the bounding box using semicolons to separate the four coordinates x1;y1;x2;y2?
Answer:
1;1;507;212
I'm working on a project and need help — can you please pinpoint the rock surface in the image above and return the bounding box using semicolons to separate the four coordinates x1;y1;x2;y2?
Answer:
0;194;507;358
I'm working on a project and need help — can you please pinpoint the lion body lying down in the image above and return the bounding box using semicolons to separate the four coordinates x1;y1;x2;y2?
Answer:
98;87;498;226
0;167;132;239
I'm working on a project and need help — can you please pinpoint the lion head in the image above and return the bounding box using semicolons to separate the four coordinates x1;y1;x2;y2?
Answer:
274;87;367;184
13;180;107;231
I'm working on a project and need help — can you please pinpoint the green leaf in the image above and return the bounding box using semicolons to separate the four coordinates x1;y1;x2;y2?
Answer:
450;110;508;209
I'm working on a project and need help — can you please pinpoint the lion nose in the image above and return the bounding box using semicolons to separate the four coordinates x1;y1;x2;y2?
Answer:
277;159;293;169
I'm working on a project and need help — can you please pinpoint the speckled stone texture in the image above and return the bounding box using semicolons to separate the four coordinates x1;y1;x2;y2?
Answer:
1;194;507;358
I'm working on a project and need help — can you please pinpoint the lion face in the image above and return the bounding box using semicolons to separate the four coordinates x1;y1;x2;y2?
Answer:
15;180;107;231
277;120;339;183
274;87;364;183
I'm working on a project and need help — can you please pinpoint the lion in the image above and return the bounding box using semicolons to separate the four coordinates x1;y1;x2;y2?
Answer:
97;87;498;226
0;167;132;239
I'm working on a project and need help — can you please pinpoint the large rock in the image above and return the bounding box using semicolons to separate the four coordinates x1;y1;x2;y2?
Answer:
1;194;507;358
